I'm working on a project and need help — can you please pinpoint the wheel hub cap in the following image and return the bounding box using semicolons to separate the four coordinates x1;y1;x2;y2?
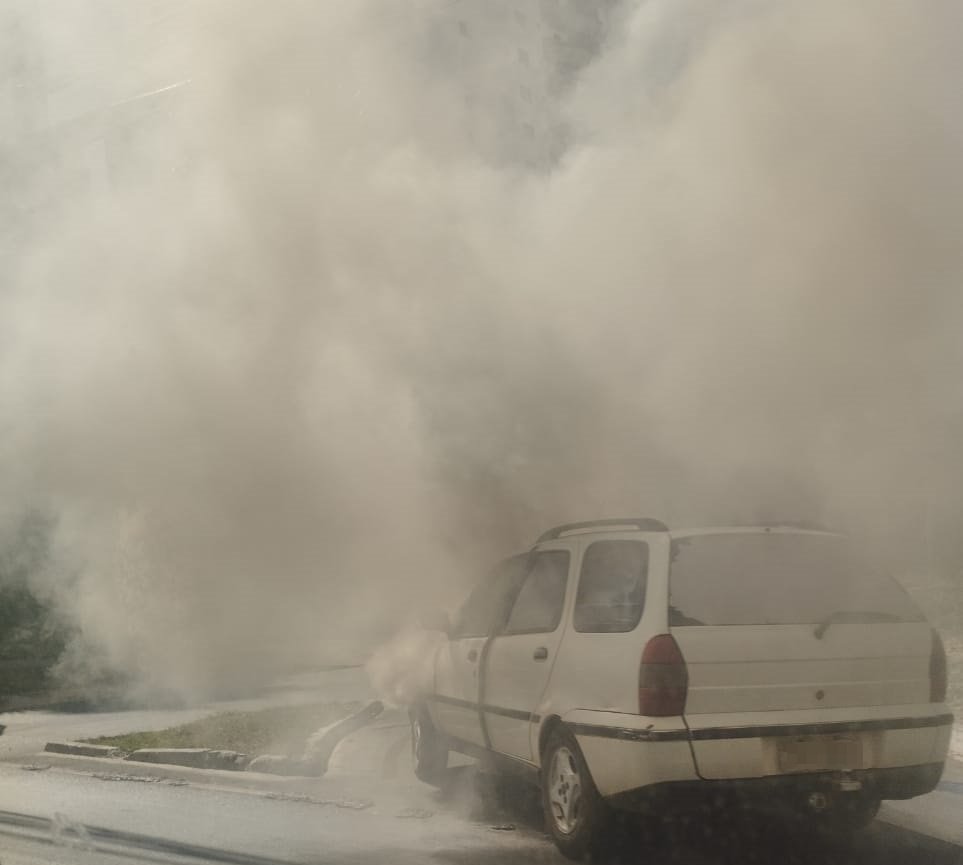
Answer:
412;720;423;757
548;747;583;835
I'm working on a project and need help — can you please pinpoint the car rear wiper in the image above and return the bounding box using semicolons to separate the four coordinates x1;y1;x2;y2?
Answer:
813;609;902;639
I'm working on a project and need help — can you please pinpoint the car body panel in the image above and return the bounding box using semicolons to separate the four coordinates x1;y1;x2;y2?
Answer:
480;542;573;761
485;629;564;761
562;709;696;796
675;623;931;716
430;635;486;746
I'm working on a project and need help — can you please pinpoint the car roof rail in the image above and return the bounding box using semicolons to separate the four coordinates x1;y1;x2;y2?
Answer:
757;521;834;532
537;518;669;543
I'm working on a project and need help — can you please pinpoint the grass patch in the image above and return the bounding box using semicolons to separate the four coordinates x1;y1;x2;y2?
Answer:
84;701;359;756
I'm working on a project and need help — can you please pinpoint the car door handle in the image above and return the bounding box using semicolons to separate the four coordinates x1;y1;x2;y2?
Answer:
533;647;548;661
467;649;478;662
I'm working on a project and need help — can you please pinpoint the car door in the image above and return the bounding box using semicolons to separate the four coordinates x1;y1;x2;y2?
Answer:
430;555;528;748
482;548;572;763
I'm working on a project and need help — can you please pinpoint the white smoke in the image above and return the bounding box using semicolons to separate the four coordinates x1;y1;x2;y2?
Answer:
1;0;961;698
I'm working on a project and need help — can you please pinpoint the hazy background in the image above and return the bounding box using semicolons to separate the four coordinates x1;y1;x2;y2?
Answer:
0;0;961;699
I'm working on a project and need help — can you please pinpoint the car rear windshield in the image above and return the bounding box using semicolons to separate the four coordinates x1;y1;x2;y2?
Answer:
669;533;924;627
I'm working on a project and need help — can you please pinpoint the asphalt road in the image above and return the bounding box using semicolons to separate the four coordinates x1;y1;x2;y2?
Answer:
0;668;957;865
0;757;958;865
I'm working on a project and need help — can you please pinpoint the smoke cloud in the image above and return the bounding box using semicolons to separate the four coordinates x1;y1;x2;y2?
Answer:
1;0;962;698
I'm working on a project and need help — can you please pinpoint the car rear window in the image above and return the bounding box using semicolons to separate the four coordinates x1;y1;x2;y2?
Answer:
669;533;924;627
574;540;648;633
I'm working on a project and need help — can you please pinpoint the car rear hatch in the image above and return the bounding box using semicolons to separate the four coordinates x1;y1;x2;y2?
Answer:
668;529;948;780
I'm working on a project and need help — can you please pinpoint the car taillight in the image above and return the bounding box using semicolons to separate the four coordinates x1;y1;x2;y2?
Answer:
930;629;948;703
639;634;688;716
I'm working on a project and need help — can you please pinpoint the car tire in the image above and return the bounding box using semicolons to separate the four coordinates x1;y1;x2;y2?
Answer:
810;793;881;836
410;706;448;786
541;726;611;860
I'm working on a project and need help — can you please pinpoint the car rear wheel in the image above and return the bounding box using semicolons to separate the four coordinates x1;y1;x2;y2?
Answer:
806;792;881;836
410;706;448;786
541;727;611;860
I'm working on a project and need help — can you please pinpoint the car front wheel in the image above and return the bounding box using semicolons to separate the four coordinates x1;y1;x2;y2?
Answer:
410;706;448;786
541;727;611;860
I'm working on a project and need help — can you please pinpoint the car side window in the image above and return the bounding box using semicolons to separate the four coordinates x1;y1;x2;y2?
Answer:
450;554;528;638
502;550;570;635
574;540;648;633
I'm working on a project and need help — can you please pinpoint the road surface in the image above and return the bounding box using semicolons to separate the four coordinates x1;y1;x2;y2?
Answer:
0;668;958;864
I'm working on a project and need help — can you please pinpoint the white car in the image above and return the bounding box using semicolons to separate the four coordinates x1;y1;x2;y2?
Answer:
413;519;953;859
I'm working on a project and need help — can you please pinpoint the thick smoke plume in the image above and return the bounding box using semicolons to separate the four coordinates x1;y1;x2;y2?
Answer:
1;0;962;697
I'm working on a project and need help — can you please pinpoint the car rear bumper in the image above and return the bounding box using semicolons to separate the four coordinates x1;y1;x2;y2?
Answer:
685;707;953;780
564;706;953;798
608;762;946;813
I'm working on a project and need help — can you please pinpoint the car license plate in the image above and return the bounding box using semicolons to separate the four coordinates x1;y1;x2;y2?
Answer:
776;734;863;772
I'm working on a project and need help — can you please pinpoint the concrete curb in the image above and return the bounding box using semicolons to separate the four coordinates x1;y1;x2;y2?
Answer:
324;709;413;779
246;754;312;776
300;700;384;776
39;701;385;780
45;742;126;759
14;751;366;797
126;748;250;771
242;700;386;777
